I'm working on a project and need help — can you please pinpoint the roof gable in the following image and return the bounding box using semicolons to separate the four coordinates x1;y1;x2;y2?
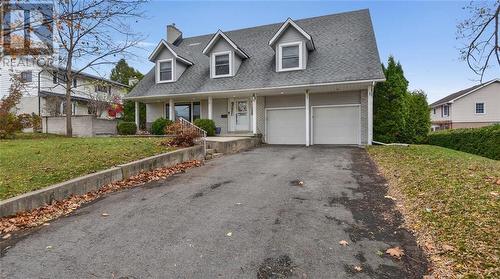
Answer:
127;9;385;98
148;40;194;65
269;18;315;50
202;30;249;58
430;79;500;107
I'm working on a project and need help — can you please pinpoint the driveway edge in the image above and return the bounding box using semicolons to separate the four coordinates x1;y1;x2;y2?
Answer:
0;145;204;218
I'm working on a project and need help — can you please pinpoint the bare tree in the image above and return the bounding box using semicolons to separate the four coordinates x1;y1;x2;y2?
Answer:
457;0;500;82
82;80;122;117
46;0;146;136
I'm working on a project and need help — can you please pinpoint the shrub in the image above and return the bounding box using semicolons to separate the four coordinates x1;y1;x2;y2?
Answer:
193;119;216;136
151;117;173;135
166;121;200;147
0;113;21;139
117;121;137;135
427;125;500;160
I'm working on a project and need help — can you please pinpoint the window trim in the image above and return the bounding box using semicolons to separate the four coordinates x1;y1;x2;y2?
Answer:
475;102;485;115
156;58;175;83
277;41;303;72
442;105;449;117
211;51;232;78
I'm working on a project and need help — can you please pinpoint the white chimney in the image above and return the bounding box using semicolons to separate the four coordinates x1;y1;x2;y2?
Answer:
166;24;182;45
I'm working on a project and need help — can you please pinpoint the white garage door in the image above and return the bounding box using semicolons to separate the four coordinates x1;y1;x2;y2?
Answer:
266;108;305;144
312;105;360;145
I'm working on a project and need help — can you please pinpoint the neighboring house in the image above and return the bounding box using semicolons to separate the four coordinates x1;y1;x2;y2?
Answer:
430;79;500;131
0;56;128;118
126;9;384;145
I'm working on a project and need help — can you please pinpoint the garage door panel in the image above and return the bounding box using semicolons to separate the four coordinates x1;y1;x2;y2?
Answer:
267;108;305;144
313;106;359;145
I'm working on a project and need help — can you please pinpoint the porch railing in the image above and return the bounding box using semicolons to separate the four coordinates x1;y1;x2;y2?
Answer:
178;117;207;155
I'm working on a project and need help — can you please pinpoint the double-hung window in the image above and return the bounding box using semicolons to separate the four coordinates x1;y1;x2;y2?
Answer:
158;59;173;82
443;105;449;117
475;102;485;114
213;52;231;77
278;42;302;71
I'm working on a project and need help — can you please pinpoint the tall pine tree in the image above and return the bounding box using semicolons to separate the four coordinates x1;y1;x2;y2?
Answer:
373;56;409;143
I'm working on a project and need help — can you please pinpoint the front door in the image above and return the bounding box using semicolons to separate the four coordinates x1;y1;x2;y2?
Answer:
234;99;249;131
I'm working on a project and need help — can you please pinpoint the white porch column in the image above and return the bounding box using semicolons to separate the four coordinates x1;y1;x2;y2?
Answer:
367;84;374;145
305;91;310;146
208;96;213;120
169;99;174;120
252;94;257;134
134;101;140;132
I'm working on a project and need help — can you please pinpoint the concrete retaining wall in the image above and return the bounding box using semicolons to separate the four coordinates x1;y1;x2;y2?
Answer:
0;146;204;218
119;145;204;179
207;137;261;154
42;115;117;137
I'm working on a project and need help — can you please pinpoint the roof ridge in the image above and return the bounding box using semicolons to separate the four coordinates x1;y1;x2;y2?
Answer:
180;9;369;42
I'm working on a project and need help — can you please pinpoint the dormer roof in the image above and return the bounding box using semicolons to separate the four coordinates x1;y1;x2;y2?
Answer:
269;18;315;50
202;30;249;59
148;40;194;65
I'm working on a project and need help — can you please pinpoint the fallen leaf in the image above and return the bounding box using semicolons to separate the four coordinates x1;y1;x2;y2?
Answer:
0;160;203;235
490;191;499;198
226;232;232;237
339;240;349;246
384;195;397;201
101;213;109;217
442;244;455;252
496;179;500;185
2;233;11;239
354;266;363;272
386;247;404;259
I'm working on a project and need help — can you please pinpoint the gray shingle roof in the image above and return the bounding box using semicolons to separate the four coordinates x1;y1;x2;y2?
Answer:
429;79;500;107
128;9;384;98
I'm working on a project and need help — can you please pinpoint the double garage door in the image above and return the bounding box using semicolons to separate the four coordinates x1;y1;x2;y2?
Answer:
266;105;360;145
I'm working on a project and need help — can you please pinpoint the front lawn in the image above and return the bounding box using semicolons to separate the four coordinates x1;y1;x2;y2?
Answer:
0;134;173;200
368;145;499;278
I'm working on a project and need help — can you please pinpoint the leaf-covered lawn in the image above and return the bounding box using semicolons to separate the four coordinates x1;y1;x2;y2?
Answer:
0;134;173;200
368;145;499;278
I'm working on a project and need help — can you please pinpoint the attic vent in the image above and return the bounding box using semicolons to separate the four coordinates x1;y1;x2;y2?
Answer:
188;42;201;46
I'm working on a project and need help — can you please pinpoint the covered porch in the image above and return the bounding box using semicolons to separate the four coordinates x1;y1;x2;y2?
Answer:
136;93;260;136
131;80;375;146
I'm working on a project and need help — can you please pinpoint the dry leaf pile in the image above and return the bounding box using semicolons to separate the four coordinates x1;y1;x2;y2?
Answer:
0;160;202;235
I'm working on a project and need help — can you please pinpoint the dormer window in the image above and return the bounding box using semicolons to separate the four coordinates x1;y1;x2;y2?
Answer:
158;59;174;83
212;51;232;78
279;42;302;71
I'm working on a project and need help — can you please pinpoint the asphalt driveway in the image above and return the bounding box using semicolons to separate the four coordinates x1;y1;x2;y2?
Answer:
0;146;427;278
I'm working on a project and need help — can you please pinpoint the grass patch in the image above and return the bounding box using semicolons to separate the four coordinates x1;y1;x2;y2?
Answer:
0;134;173;200
367;145;499;278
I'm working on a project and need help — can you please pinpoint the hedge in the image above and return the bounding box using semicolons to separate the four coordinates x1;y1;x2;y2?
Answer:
151;117;173;135
193;119;216;136
427;125;500;160
117;121;137;135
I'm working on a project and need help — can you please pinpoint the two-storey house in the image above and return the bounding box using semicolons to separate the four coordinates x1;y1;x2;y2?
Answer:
0;56;128;118
430;79;500;131
126;10;385;145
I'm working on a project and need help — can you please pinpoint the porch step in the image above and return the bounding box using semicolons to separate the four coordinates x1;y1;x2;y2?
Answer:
205;152;223;160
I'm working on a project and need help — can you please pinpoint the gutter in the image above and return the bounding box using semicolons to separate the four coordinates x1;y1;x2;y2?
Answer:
124;78;386;100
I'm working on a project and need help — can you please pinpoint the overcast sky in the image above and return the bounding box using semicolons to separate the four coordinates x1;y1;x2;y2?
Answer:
121;0;498;103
